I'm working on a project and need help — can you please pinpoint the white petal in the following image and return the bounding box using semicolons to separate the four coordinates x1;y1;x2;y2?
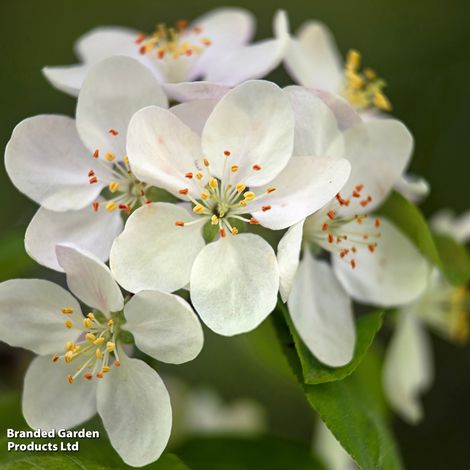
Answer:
23;355;97;431
56;244;123;314
202;81;294;186
163;81;230;102
170;99;218;135
110;203;205;293
284;86;343;156
42;65;87;97
76;56;167;159
0;279;82;355
190;234;279;336
251;155;351;230
333;218;430;306
331;119;414;214
394;173;430;204
288;253;355;367
284;21;343;92
5;115;101;211
383;311;433;423
204;38;287;86
25;205;123;272
124;290;203;364
126;106;203;197
97;353;171;467
277;221;304;302
431;209;470;244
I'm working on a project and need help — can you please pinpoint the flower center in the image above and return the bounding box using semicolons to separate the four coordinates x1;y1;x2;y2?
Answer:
304;184;381;269
341;49;392;112
174;151;276;237
135;19;212;60
52;308;121;384
88;129;151;215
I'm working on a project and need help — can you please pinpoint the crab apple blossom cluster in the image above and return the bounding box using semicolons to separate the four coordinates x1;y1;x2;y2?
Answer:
2;6;468;468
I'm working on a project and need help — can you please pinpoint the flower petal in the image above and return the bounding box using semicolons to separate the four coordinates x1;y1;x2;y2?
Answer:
277;220;304;302
394;173;430;204
23;355;97;430
170;99;218;135
97;353;171;467
5;115;101;211
110;203;205;293
329;119;414;214
42;65;87;97
190;233;279;336
76;56;167;159
431;209;470;244
333;218;430;306
284;21;343;92
56;244;123;314
284;86;343;156
0;279;82;355
126;106;203;197
251;155;351;230
163;81;230;102
383;311;433;423
124;290;203;364
202;80;294;186
25;205;123;272
288;252;355;367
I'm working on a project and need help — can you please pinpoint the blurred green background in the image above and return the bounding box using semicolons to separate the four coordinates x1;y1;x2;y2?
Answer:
1;0;470;468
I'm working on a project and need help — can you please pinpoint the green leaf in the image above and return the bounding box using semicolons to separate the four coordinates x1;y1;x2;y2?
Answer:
0;456;110;469
304;353;403;470
176;435;326;470
433;233;470;285
377;191;441;267
0;232;35;281
275;303;383;384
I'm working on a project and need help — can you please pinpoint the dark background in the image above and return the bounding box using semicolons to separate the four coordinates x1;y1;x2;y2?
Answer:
1;1;470;468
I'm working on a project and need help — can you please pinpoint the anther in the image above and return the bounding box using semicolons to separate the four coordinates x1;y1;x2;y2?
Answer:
211;215;219;225
108;129;119;136
231;165;239;172
106;342;115;352
243;191;255;201
83;318;93;329
96;349;103;359
185;172;193;179
105;152;116;162
231;227;239;235
322;223;329;231
96;373;104;379
105;201;117;212
179;188;189;195
67;375;74;384
84;373;93;380
236;182;246;193
175;221;185;227
249;217;260;225
219;228;226;237
93;149;99;158
350;259;357;269
201;192;209;200
193;204;205;214
114;360;121;367
252;164;262;171
327;210;336;220
61;307;74;315
94;337;105;346
266;187;276;194
203;158;210;167
195;172;203;180
119;204;131;214
52;354;60;362
135;33;145;44
374;218;381;228
109;181;120;193
262;205;272;212
328;234;334;243
209;178;218;188
92;201;100;212
86;333;96;342
65;320;73;329
224;150;231;156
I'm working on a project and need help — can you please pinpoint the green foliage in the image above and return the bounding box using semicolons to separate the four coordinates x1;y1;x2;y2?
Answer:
176;435;326;470
0;232;34;281
377;191;441;267
433;233;470;285
275;303;383;384
0;456;110;470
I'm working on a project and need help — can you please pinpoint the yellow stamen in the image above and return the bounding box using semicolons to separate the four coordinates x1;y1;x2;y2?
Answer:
193;204;205;214
231;165;239;173
201;192;209;200
106;341;115;352
86;333;96;342
108;181;120;193
105;151;116;162
243;191;255;201
209;178;218;189
195;172;204;180
96;349;103;359
61;307;74;315
236;182;246;193
211;214;219;225
94;337;105;346
65;320;73;329
83;318;93;329
105;201;117;212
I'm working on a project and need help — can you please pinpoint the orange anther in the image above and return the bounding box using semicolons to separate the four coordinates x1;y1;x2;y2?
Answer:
119;204;131;214
176;19;188;30
157;50;165;59
109;129;119;136
114;360;121;367
322;223;329;231
355;184;364;192
175;221;185;227
185;172;193;179
351;246;357;253
249;217;260;225
96;373;104;379
139;45;146;55
84;373;93;380
92;201;100;212
327;210;336;220
328;234;334;243
252;164;262;171
179;188;189;195
219;228;226;238
224;150;231;156
93;149;99;158
135;33;145;44
352;190;361;198
262;205;272;212
89;176;98;184
351;259;357;269
374;218;381;228
368;243;377;252
266;187;276;193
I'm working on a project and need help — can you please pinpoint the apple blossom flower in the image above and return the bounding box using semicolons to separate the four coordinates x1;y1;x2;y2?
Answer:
383;210;470;423
43;8;289;102
110;80;351;336
0;244;203;467
277;86;430;366
5;56;168;271
280;14;429;203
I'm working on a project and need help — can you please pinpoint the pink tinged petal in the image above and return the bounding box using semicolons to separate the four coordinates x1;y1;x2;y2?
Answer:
23;355;98;430
190;234;279;336
170;99;218;136
76;56;168;160
5;115;101;211
332;218;431;306
284;21;343;92
202;80;294;186
110;203;205;293
288;253;356;367
124;290;203;364
331;119;414;215
0;279;82;355
97;353;171;467
251;155;351;230
162;81;230;102
277;220;304;302
284;86;343;157
126;106;203;197
383;312;433;424
56;244;124;314
25;205;123;272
